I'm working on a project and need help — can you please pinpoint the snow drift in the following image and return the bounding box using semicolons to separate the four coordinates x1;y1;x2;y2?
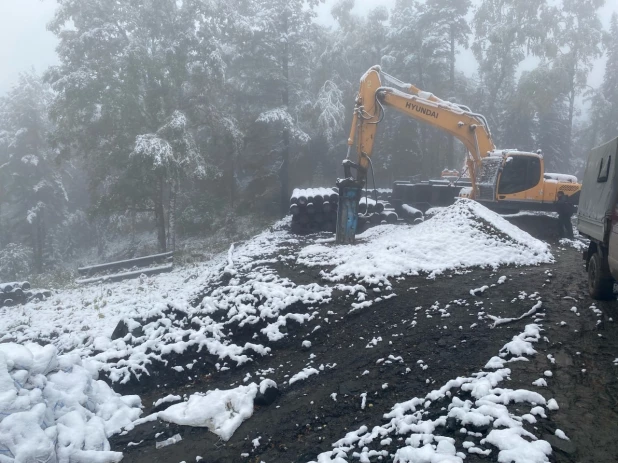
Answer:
158;384;258;441
297;199;553;285
0;343;141;463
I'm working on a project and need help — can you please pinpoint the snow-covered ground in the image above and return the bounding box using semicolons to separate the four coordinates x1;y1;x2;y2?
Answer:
0;199;558;462
298;200;552;285
310;323;557;463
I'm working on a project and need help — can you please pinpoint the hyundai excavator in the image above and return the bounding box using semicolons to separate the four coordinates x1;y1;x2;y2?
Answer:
335;66;581;243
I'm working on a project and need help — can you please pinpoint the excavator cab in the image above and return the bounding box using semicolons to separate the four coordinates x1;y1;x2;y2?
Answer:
476;151;548;210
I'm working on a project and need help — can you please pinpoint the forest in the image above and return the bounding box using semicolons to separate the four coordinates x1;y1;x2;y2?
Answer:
1;0;617;282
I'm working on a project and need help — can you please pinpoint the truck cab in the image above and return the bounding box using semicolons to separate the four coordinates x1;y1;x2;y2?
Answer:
577;137;618;299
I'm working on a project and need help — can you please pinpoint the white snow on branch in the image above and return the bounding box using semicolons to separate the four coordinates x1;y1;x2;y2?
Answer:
256;107;292;125
132;134;174;169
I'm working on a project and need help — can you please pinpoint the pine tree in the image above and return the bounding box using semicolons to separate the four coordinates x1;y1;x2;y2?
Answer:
423;0;472;168
472;0;550;145
550;0;604;159
225;0;323;215
46;0;230;251
591;12;618;142
0;72;67;273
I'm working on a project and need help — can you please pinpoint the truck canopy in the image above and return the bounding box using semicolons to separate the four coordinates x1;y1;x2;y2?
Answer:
577;137;618;242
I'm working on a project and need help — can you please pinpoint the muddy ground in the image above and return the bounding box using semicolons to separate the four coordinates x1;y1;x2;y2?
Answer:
111;216;618;463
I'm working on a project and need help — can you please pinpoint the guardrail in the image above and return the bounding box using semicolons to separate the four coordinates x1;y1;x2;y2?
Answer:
75;252;174;285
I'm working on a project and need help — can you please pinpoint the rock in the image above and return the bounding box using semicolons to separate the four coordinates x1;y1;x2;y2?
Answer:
543;434;577;455
445;416;458;432
132;325;144;338
255;380;279;406
111;319;130;340
111;319;144;340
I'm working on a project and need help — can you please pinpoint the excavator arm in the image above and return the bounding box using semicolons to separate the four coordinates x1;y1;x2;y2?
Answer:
345;66;495;198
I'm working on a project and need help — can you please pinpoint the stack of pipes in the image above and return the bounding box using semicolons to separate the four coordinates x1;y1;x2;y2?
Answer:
372;189;393;201
357;194;399;230
289;187;410;235
0;281;51;307
290;188;339;234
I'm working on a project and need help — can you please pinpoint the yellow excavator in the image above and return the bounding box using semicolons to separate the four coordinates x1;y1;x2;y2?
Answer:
335;66;581;243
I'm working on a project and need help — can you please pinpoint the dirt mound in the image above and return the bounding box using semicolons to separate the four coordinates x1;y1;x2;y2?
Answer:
503;213;564;243
297;199;552;285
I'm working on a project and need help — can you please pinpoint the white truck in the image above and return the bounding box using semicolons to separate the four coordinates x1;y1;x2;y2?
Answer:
577;137;618;299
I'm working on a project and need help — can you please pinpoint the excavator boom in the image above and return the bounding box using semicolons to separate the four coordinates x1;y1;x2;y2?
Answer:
346;66;495;198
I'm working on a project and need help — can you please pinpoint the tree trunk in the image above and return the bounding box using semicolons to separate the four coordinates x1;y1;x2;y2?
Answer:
227;138;236;206
487;66;508;130
567;87;575;159
280;11;290;218
96;219;106;258
33;211;44;274
168;178;178;253
154;175;167;253
129;203;137;258
447;24;456;169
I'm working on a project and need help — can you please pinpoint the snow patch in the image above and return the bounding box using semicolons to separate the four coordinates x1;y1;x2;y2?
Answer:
0;343;140;463
158;384;258;441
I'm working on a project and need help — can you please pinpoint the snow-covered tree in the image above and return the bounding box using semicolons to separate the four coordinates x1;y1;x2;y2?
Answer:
46;0;232;251
500;71;539;153
384;0;455;175
130;111;203;251
472;0;550;144
590;12;618;143
225;0;324;215
0;72;67;273
422;0;472;168
0;243;31;281
549;0;604;159
314;81;346;146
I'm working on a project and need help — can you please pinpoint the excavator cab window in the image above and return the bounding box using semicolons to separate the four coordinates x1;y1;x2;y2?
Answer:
498;155;541;195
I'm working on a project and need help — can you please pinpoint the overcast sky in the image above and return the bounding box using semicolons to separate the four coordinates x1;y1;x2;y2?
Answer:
0;0;58;94
0;0;616;96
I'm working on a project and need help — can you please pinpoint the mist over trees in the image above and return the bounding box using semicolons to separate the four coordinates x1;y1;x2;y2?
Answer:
0;0;616;279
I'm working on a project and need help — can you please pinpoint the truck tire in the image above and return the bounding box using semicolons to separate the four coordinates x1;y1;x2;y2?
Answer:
588;253;614;300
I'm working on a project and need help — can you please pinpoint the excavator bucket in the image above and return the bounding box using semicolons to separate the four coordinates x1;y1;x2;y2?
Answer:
335;178;364;244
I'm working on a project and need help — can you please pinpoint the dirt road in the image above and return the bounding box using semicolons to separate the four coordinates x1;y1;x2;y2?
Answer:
111;219;618;463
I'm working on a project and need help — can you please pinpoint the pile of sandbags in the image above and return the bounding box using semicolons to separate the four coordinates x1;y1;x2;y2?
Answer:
290;188;339;234
0;281;51;307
